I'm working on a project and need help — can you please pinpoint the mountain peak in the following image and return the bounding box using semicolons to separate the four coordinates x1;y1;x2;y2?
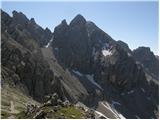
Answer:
30;18;36;24
133;46;159;79
70;14;86;26
61;19;67;25
12;10;28;19
133;47;152;55
75;14;85;19
135;46;151;51
12;10;29;26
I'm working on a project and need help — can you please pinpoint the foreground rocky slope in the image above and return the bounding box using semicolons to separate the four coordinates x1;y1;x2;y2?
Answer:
1;10;159;119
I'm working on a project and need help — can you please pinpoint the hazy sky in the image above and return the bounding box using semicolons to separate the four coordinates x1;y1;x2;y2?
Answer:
1;1;158;55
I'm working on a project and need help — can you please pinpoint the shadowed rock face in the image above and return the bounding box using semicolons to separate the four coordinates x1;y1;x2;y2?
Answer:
2;31;54;101
52;14;159;118
1;10;159;119
133;47;159;80
2;10;52;47
1;10;63;102
1;10;95;104
52;14;146;90
11;10;29;27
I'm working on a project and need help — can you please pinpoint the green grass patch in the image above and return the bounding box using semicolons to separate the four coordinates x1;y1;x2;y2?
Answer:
14;111;27;119
1;100;10;107
53;106;83;119
41;106;53;112
15;106;26;112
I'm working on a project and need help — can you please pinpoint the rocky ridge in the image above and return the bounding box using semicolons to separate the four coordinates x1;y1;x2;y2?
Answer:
1;10;159;119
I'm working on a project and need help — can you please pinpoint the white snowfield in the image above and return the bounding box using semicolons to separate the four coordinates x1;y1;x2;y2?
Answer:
102;49;112;56
102;43;112;56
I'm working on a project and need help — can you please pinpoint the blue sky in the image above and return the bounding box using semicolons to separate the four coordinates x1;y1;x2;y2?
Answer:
1;1;159;55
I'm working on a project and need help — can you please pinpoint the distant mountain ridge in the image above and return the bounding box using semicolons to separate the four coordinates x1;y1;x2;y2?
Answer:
1;10;159;119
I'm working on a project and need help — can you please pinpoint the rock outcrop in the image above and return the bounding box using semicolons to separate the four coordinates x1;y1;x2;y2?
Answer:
133;47;159;80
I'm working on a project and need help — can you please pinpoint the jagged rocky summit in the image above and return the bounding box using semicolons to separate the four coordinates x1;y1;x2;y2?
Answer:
1;10;159;119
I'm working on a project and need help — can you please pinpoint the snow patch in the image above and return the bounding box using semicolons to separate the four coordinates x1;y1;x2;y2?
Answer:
101;43;112;56
45;37;53;48
95;111;109;119
119;113;126;119
102;50;112;56
111;101;125;119
135;115;140;118
127;90;134;94
21;61;25;66
127;53;131;56
72;70;83;76
111;100;121;117
54;47;59;51
141;88;145;93
85;74;102;90
112;100;121;106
